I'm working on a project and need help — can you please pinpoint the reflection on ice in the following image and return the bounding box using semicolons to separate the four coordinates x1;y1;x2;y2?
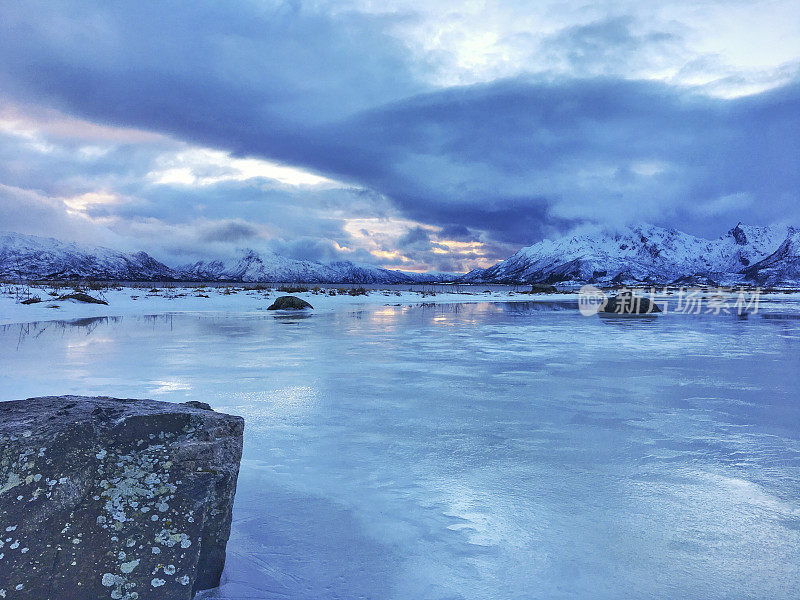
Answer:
1;302;799;599
597;312;660;326
2;316;123;351
149;379;193;394
272;312;314;322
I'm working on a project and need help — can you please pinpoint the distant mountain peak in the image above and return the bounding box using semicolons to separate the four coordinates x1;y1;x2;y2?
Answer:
0;231;174;281
459;222;796;287
729;222;748;245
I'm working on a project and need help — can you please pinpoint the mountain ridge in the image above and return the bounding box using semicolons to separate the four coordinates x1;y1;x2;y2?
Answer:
458;222;797;286
0;232;456;284
0;232;175;281
3;224;800;286
177;248;455;284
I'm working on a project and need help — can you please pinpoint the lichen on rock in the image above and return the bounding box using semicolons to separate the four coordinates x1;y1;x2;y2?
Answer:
0;396;243;600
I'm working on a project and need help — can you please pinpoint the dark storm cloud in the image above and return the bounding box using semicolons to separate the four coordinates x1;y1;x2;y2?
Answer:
293;77;800;240
0;1;423;133
0;1;798;255
539;17;681;77
397;226;431;250
200;220;259;243
438;225;478;242
266;236;374;263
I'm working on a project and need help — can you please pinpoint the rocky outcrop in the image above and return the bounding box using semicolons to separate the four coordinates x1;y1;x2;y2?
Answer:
267;295;313;310
600;290;662;314
57;292;108;305
0;396;244;600
526;283;558;294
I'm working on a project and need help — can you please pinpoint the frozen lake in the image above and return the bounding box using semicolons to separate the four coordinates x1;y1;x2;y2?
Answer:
2;301;800;599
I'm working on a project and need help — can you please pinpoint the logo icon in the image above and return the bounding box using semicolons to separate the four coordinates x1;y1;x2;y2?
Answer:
578;285;607;316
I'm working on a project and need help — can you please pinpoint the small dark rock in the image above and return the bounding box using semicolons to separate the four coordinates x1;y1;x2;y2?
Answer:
600;290;662;314
527;283;558;294
20;297;42;305
267;295;313;310
57;292;108;305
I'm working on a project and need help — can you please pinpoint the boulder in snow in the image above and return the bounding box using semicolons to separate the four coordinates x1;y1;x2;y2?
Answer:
57;292;108;305
267;295;313;310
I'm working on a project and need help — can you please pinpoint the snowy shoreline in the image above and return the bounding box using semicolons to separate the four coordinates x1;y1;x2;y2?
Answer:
2;283;798;326
0;283;576;326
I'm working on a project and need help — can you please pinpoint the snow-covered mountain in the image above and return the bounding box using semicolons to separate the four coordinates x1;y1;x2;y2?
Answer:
459;223;793;286
0;232;175;280
0;232;455;283
5;224;798;286
743;227;800;286
179;249;334;283
178;249;444;283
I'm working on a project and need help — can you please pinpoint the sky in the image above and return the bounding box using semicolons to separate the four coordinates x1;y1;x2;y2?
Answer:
0;0;798;272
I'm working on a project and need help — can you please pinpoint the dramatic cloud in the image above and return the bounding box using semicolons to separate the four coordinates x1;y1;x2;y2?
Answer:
397;227;433;251
538;17;681;78
199;221;260;243
0;1;798;270
0;183;129;249
438;225;475;241
286;77;800;241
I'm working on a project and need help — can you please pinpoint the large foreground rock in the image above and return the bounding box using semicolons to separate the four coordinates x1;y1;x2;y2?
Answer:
0;396;243;600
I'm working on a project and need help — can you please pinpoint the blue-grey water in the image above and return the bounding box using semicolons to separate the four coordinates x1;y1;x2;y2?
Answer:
1;302;799;599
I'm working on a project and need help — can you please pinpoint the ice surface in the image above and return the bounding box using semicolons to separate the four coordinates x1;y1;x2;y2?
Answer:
1;302;799;599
